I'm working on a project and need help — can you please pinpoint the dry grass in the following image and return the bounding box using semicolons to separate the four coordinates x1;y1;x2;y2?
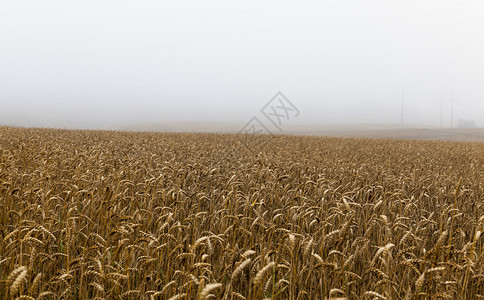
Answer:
0;126;483;299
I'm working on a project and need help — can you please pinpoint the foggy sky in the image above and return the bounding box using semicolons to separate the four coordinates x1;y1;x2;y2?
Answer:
1;1;484;130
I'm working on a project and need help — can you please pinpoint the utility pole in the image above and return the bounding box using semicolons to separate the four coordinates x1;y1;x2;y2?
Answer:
440;92;443;128
401;88;404;126
451;91;454;128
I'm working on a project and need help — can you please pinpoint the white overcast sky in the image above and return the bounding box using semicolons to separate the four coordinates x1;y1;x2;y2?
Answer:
1;1;483;129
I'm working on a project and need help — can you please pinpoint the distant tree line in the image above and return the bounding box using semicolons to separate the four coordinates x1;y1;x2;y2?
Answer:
457;119;476;128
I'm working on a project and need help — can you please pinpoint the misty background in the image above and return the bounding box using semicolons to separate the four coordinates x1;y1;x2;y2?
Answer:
1;1;483;130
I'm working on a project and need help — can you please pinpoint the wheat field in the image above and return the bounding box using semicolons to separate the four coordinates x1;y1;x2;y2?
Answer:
0;127;483;299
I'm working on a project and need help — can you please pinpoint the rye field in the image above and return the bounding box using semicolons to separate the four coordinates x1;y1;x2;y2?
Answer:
1;127;483;299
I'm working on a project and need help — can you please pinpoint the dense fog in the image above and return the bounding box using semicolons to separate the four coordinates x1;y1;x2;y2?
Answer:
1;1;483;130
